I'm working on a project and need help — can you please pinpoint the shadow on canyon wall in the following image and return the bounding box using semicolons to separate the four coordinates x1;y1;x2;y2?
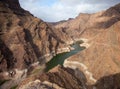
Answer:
96;17;120;29
0;39;14;72
95;4;120;29
89;73;120;89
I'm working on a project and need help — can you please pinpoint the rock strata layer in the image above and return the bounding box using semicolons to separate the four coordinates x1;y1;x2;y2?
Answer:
18;65;88;89
0;0;72;73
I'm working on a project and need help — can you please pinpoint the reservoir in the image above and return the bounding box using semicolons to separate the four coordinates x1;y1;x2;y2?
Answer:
45;42;85;71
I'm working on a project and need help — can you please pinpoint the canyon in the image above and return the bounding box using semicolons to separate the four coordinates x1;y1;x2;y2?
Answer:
0;0;120;89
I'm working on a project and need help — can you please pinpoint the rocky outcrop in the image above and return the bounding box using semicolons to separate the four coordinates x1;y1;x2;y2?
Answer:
16;66;120;89
0;0;73;74
18;65;87;89
90;73;120;89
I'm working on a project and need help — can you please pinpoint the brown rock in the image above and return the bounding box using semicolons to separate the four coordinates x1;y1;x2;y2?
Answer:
53;2;120;85
0;0;70;73
17;65;87;89
91;73;120;89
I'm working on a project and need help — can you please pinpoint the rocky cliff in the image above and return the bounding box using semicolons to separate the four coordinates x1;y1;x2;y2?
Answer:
53;3;120;87
0;0;73;73
13;66;120;89
18;65;87;89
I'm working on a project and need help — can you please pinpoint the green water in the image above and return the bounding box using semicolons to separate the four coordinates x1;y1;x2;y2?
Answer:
45;42;85;72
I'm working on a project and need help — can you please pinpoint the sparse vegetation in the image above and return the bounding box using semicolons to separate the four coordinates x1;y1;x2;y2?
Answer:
0;79;10;86
28;65;45;77
10;85;18;89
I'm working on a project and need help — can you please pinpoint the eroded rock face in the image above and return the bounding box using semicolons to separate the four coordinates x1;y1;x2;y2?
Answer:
12;66;120;89
0;0;72;73
18;65;87;89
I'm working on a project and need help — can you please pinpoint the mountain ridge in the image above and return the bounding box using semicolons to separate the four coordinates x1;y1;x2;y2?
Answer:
0;0;72;74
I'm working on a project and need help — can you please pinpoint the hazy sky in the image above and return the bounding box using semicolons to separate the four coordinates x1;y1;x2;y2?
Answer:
19;0;120;22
